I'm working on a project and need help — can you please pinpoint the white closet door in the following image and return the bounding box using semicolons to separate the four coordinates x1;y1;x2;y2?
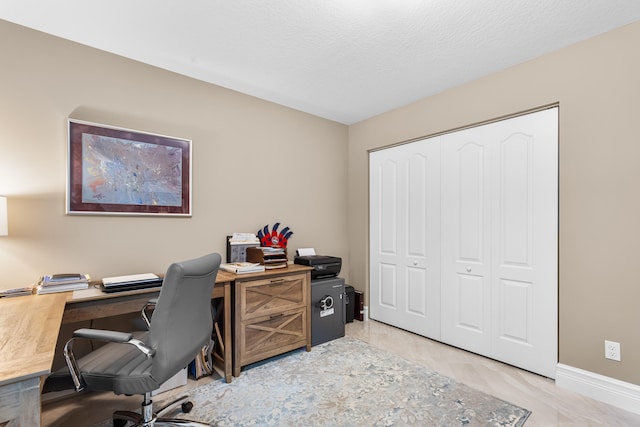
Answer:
369;138;441;338
441;108;558;378
369;108;558;378
489;108;558;378
440;125;493;356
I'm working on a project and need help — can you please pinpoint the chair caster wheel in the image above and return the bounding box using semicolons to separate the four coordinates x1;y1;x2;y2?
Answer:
113;419;128;427
181;401;194;413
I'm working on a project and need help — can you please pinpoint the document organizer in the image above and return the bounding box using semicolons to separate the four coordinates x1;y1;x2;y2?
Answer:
246;247;288;269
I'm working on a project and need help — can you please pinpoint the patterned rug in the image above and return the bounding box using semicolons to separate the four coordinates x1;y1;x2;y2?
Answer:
175;337;530;426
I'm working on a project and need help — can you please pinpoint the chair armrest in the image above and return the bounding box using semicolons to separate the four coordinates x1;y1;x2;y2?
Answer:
141;298;158;329
73;328;133;342
64;328;156;392
72;328;156;357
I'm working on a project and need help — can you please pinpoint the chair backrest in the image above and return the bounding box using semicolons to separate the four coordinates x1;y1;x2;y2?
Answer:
148;253;221;383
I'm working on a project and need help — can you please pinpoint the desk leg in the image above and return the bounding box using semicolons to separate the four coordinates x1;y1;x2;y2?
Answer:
223;282;232;383
211;281;233;383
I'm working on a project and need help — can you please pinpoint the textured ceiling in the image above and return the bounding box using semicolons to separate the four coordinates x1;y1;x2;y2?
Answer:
1;1;640;124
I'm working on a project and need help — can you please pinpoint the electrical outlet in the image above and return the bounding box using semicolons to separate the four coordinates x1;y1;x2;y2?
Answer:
605;340;621;361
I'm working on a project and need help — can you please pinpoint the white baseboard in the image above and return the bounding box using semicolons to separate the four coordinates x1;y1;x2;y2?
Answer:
556;363;640;415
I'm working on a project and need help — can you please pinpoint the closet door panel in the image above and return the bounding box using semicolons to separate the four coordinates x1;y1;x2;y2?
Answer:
404;150;434;320
492;132;535;353
490;108;558;378
371;156;400;314
441;128;492;355
370;138;441;338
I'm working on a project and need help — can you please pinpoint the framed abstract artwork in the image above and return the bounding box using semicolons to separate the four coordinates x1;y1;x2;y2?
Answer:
67;119;192;216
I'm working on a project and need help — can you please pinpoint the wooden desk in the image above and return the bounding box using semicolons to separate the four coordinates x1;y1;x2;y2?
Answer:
0;270;234;427
0;266;313;425
63;270;235;383
0;293;67;426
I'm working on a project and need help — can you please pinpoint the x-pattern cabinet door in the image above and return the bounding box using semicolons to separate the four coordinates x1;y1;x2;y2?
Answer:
234;270;311;376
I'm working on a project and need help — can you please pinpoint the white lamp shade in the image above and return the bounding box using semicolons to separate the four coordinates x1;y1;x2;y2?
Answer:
0;196;7;236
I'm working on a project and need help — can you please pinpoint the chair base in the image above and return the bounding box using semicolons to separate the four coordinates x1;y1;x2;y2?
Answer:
113;393;209;427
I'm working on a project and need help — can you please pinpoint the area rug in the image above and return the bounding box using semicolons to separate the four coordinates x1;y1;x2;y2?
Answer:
176;336;530;426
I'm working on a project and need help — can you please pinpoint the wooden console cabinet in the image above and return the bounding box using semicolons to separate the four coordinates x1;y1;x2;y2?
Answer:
233;264;312;376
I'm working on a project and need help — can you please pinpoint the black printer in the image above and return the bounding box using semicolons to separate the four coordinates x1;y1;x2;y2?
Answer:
294;255;342;279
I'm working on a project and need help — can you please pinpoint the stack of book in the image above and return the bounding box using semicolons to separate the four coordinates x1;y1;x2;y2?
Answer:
246;246;288;269
220;262;265;274
36;273;91;294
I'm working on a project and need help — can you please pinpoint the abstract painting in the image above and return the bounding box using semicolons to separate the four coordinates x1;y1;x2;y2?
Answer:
67;120;191;216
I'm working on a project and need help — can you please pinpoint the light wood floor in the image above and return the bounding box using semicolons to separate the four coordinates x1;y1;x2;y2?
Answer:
348;320;640;426
42;320;640;426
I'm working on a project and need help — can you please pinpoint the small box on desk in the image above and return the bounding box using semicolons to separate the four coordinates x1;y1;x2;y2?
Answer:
226;235;260;263
246;246;288;269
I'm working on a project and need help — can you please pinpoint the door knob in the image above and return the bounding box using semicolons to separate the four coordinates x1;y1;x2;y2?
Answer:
413;261;418;265
466;267;472;272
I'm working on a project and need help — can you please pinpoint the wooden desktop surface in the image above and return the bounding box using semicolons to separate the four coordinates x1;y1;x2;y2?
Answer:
0;292;67;386
0;293;67;426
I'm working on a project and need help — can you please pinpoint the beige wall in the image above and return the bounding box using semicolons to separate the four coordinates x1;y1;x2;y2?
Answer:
0;20;348;287
349;21;640;385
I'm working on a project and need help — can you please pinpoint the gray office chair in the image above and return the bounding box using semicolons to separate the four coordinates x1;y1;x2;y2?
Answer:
61;253;221;427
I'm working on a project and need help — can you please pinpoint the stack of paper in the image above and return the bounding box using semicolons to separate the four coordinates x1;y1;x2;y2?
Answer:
190;341;214;379
220;262;265;274
36;274;91;294
228;233;260;245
